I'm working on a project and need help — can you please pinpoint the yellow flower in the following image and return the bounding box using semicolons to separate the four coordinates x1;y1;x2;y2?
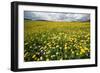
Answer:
64;44;67;47
29;46;32;48
64;43;67;49
37;58;40;61
60;58;63;60
34;57;37;60
60;47;62;49
56;45;59;48
46;58;49;61
25;42;28;45
84;47;89;51
76;52;79;55
79;46;82;49
47;50;50;54
64;46;67;50
80;52;82;55
72;51;74;54
40;56;43;60
51;55;55;58
32;55;36;58
48;44;51;47
24;52;28;57
81;48;85;53
56;52;59;55
46;55;48;58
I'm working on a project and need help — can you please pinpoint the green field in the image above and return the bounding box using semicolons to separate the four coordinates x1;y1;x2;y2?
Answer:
24;20;90;62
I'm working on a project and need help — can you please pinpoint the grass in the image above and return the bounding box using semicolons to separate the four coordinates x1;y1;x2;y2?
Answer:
24;20;90;62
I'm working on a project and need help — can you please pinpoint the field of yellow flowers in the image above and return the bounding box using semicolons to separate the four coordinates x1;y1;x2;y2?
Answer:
24;20;90;62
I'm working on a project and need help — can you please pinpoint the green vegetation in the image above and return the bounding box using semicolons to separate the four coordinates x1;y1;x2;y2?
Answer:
24;20;90;62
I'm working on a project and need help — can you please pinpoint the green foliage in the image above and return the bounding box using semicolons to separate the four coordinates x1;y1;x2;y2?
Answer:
24;20;90;62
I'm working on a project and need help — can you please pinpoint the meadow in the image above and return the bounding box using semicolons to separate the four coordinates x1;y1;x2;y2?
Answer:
24;20;90;62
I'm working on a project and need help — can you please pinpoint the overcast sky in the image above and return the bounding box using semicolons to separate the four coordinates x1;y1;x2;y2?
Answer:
24;11;90;22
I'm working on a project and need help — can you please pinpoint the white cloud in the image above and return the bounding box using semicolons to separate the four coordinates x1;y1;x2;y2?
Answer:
24;11;90;22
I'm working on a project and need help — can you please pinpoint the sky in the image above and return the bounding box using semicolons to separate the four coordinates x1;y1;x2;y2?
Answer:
24;11;90;22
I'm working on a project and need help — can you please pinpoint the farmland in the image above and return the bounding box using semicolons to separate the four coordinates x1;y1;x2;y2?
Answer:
24;20;90;62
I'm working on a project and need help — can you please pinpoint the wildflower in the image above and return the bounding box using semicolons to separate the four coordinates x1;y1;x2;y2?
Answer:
84;47;89;51
56;45;59;48
64;46;67;50
76;52;79;55
46;55;48;58
46;50;50;54
29;46;32;49
25;42;28;45
64;43;67;47
56;52;59;55
46;58;49;61
51;55;55;58
37;58;40;61
60;58;63;60
24;52;28;57
40;57;43;60
80;52;82;55
32;55;36;58
72;51;74;54
80;48;85;53
60;47;62;49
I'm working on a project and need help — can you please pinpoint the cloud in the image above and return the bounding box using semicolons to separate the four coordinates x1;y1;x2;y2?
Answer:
24;11;90;22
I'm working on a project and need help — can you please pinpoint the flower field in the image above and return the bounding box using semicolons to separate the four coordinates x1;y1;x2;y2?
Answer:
24;20;90;62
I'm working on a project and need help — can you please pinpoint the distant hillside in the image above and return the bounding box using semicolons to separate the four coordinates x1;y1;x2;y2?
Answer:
24;18;90;22
32;19;50;21
24;18;32;20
